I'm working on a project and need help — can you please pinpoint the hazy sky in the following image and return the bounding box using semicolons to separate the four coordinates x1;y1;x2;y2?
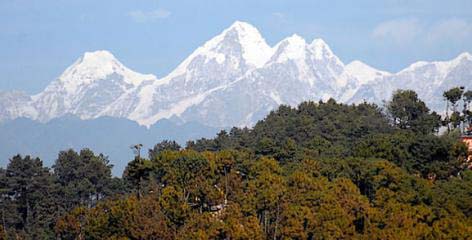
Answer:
1;0;472;94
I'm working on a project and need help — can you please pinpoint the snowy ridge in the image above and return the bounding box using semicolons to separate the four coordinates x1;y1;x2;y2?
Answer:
29;50;158;122
128;21;274;125
155;21;273;86
52;50;155;93
310;38;337;61
1;21;471;128
271;34;307;63
223;21;274;67
344;61;391;84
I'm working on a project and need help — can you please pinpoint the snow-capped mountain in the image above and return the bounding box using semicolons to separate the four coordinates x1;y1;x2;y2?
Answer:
348;52;472;110
1;21;471;128
176;34;347;127
0;91;37;122
127;21;274;126
31;50;157;121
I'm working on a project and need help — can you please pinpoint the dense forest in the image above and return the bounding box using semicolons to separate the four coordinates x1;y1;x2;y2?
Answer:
1;88;472;239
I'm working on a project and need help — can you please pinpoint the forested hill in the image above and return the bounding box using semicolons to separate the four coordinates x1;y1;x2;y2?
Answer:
1;88;472;239
187;97;456;179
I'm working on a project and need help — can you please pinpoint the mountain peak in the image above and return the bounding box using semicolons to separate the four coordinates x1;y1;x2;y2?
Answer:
309;38;334;59
436;52;472;77
399;52;472;75
4;21;471;129
284;34;306;45
223;21;273;67
76;50;119;69
270;34;308;63
226;21;258;33
55;50;155;93
190;21;273;68
454;52;472;61
310;38;328;47
82;50;115;60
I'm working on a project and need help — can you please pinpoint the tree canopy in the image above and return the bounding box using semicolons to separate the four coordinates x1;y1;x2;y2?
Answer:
1;88;472;239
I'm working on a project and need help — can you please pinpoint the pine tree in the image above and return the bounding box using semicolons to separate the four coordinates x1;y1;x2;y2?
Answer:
443;87;465;131
0;155;57;238
53;149;115;210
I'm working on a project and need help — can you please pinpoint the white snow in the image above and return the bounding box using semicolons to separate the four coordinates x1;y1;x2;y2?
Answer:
227;21;274;68
269;91;283;105
136;92;209;126
438;52;472;76
272;34;307;63
398;52;472;81
57;50;156;93
135;79;238;127
146;21;273;88
397;61;430;76
2;21;471;129
310;38;332;60
344;60;391;84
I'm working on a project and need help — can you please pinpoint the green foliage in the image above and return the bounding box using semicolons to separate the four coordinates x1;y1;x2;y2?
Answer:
188;100;392;161
387;89;441;133
55;153;472;239
353;131;468;179
3;89;472;239
443;87;465;108
442;86;472;132
188;96;466;179
123;156;154;198
0;149;119;239
148;140;181;159
53;149;117;210
56;196;174;239
0;155;57;239
464;90;472;103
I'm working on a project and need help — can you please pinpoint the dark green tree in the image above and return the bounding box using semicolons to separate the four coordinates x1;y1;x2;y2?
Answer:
0;155;56;239
53;149;116;210
149;140;181;159
443;87;465;131
387;89;440;133
123;156;154;198
463;90;472;129
444;87;465;112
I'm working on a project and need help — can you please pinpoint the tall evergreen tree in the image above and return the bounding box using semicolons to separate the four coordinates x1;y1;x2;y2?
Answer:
463;90;472;130
53;149;116;210
387;89;441;133
0;155;56;239
443;87;465;131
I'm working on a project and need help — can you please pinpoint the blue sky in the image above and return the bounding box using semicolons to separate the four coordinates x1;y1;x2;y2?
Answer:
1;0;472;94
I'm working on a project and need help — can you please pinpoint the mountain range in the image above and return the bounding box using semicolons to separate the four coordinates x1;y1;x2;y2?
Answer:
1;21;471;128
